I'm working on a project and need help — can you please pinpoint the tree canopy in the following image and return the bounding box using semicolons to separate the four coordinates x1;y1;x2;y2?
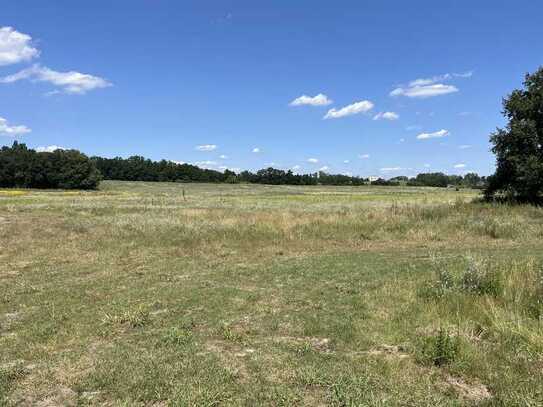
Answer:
0;142;101;189
485;67;543;202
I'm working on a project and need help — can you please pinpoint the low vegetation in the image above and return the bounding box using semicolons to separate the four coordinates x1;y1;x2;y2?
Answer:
1;181;542;405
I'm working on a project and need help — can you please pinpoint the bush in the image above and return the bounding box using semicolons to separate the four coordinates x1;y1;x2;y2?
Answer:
460;259;502;296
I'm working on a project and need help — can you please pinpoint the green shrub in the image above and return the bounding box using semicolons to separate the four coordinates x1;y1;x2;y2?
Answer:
419;328;461;367
460;258;502;296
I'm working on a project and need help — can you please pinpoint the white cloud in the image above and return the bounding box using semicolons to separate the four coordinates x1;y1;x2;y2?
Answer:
0;117;31;136
407;72;472;87
380;167;404;172
292;165;301;170
0;27;39;66
171;160;185;165
417;129;449;140
358;154;370;159
343;160;350;164
36;145;65;152
290;93;332;107
390;84;458;98
252;147;261;153
459;144;471;149
319;166;329;171
0;64;112;94
399;138;405;143
423;163;431;168
405;125;421;131
219;154;228;159
390;71;471;99
307;158;319;163
196;144;217;151
324;100;374;119
194;160;217;168
454;163;466;168
373;111;399;121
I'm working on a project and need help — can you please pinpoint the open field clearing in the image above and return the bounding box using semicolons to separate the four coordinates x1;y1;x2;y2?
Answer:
1;181;542;406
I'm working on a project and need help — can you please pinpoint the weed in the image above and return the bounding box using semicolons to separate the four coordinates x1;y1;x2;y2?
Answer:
419;327;461;367
460;258;502;296
160;327;194;347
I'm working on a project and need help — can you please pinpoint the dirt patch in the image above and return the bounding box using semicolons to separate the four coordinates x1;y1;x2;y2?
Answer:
204;341;252;381
274;336;332;353
445;375;492;403
363;344;409;360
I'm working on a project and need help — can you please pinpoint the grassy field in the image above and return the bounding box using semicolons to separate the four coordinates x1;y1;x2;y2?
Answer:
1;181;542;406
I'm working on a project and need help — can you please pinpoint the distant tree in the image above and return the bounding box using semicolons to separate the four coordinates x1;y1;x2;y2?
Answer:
486;67;543;202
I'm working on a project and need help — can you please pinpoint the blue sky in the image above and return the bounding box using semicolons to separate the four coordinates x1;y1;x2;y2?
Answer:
1;1;543;177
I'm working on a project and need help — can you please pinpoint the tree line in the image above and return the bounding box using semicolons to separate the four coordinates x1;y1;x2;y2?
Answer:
0;142;101;189
0;142;485;189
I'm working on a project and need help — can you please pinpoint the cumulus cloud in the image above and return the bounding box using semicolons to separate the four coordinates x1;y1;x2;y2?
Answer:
0;64;112;94
324;100;374;119
0;27;39;66
319;166;329;171
252;147;261;153
36;145;65;152
373;111;399;121
390;71;471;99
290;93;332;107
417;129;449;140
307;158;319;163
0;116;31;136
196;144;217;151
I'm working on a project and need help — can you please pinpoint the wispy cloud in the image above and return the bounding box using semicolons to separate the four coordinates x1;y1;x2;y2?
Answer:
459;144;472;149
307;158;319;163
292;165;301;170
290;93;332;107
319;166;329;171
194;160;217;168
380;167;404;172
0;64;112;94
358;154;370;159
343;160;350;164
324;100;374;119
219;154;228;159
0;116;31;136
252;147;261;153
196;144;217;151
0;26;39;66
373;111;399;121
417;129;449;140
36;145;65;152
453;163;466;168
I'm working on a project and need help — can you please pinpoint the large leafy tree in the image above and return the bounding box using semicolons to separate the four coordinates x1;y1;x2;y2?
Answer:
486;67;543;202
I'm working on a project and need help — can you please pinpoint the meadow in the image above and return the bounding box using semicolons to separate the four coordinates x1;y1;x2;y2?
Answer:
1;181;542;406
